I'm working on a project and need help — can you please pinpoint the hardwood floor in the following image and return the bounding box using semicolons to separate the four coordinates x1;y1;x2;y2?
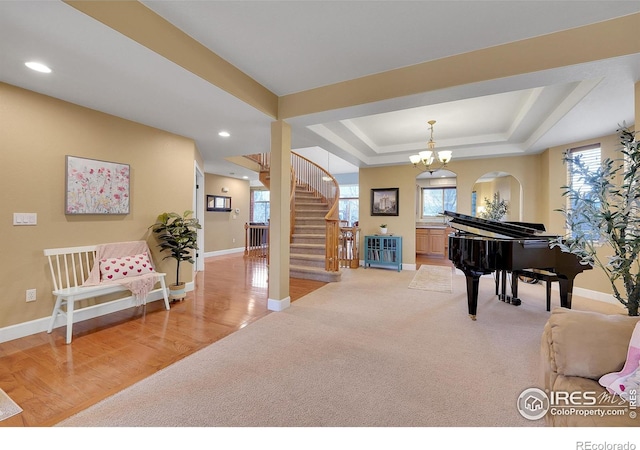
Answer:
416;253;454;268
0;253;326;427
0;252;448;427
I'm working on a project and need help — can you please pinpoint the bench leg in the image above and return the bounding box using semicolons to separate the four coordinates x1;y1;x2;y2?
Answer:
47;296;64;334
159;276;170;310
546;280;552;312
66;297;74;344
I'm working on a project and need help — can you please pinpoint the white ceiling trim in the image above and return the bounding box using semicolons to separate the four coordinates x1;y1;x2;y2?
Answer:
505;88;544;139
340;119;376;153
304;78;607;164
306;124;375;165
523;78;603;150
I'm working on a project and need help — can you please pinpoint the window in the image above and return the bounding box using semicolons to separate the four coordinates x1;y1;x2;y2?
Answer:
421;187;456;217
338;184;359;226
567;144;601;239
471;191;477;217
251;189;270;223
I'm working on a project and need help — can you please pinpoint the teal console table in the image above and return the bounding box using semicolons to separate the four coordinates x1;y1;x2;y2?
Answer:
364;235;402;271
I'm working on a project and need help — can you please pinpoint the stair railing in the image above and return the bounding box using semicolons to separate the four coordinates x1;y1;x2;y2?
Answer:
244;222;269;260
245;152;341;272
339;225;360;268
290;165;296;242
289;153;340;271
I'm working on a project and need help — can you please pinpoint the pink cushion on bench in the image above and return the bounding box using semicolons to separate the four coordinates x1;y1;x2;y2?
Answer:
99;252;155;281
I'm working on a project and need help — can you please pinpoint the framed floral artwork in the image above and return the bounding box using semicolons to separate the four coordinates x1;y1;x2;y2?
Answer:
65;155;130;215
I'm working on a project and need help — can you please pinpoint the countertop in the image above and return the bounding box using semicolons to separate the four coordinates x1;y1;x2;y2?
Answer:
416;224;448;229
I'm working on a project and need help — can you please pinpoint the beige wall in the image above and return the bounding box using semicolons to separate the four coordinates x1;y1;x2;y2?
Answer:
359;165;420;261
203;174;250;252
0;83;198;329
447;154;543;221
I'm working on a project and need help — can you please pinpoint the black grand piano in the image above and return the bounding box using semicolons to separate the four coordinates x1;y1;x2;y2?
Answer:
444;210;591;320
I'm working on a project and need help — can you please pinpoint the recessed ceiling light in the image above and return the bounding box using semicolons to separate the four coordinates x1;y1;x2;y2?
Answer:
218;131;230;137
242;176;249;179
25;61;52;73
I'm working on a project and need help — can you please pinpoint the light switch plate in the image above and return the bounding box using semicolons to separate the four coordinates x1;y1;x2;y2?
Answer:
13;213;37;226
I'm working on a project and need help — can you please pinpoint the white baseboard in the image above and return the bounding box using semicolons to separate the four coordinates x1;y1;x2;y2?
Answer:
0;282;194;344
569;286;620;306
268;296;291;311
204;247;244;258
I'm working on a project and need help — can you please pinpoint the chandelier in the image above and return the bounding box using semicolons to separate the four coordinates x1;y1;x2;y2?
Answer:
409;120;453;174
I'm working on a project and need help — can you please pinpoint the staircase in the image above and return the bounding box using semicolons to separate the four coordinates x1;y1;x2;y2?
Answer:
248;152;343;283
290;185;342;282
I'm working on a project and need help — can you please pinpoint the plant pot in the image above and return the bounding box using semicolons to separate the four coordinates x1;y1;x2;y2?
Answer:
379;228;388;235
169;282;186;302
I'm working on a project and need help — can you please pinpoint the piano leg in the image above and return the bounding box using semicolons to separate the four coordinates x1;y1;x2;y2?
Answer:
511;273;520;305
463;271;483;320
558;276;575;309
497;270;521;306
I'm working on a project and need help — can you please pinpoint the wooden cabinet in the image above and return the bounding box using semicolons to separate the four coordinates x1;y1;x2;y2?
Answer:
428;228;446;255
416;227;447;257
416;229;430;254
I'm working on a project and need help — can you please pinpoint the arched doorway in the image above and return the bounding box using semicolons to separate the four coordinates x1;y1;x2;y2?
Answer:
471;171;522;221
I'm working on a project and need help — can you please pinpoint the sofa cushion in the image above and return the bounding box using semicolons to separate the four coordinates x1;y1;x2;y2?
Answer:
547;308;639;380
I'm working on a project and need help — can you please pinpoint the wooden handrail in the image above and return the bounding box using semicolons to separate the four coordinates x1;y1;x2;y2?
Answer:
290;166;296;242
290;153;341;271
245;151;341;272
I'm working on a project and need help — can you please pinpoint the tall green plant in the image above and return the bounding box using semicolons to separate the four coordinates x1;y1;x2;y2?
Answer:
479;192;508;221
150;210;201;286
551;126;640;316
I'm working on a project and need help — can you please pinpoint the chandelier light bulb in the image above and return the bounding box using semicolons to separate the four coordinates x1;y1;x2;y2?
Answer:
408;120;452;174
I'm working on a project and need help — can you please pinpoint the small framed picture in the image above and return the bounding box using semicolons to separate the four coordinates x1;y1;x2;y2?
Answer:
207;195;232;212
371;188;399;216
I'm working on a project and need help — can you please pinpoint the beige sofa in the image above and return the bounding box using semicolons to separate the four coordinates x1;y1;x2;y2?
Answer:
541;308;639;426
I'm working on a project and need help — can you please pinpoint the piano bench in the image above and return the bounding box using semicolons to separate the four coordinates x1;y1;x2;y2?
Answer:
514;269;559;311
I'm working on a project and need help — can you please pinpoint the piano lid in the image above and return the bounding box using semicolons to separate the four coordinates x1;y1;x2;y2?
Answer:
443;211;550;239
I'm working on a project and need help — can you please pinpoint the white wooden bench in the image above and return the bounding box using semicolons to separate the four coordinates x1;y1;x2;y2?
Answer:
44;243;170;344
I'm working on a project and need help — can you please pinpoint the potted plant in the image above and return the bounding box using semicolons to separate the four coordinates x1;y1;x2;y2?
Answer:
552;125;639;316
150;210;201;301
379;224;388;234
478;192;508;221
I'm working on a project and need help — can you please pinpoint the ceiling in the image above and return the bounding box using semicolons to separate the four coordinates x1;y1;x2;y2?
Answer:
1;1;639;183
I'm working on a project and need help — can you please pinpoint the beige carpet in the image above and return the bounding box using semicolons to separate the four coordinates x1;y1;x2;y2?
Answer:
0;388;22;422
57;268;624;427
408;265;453;293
